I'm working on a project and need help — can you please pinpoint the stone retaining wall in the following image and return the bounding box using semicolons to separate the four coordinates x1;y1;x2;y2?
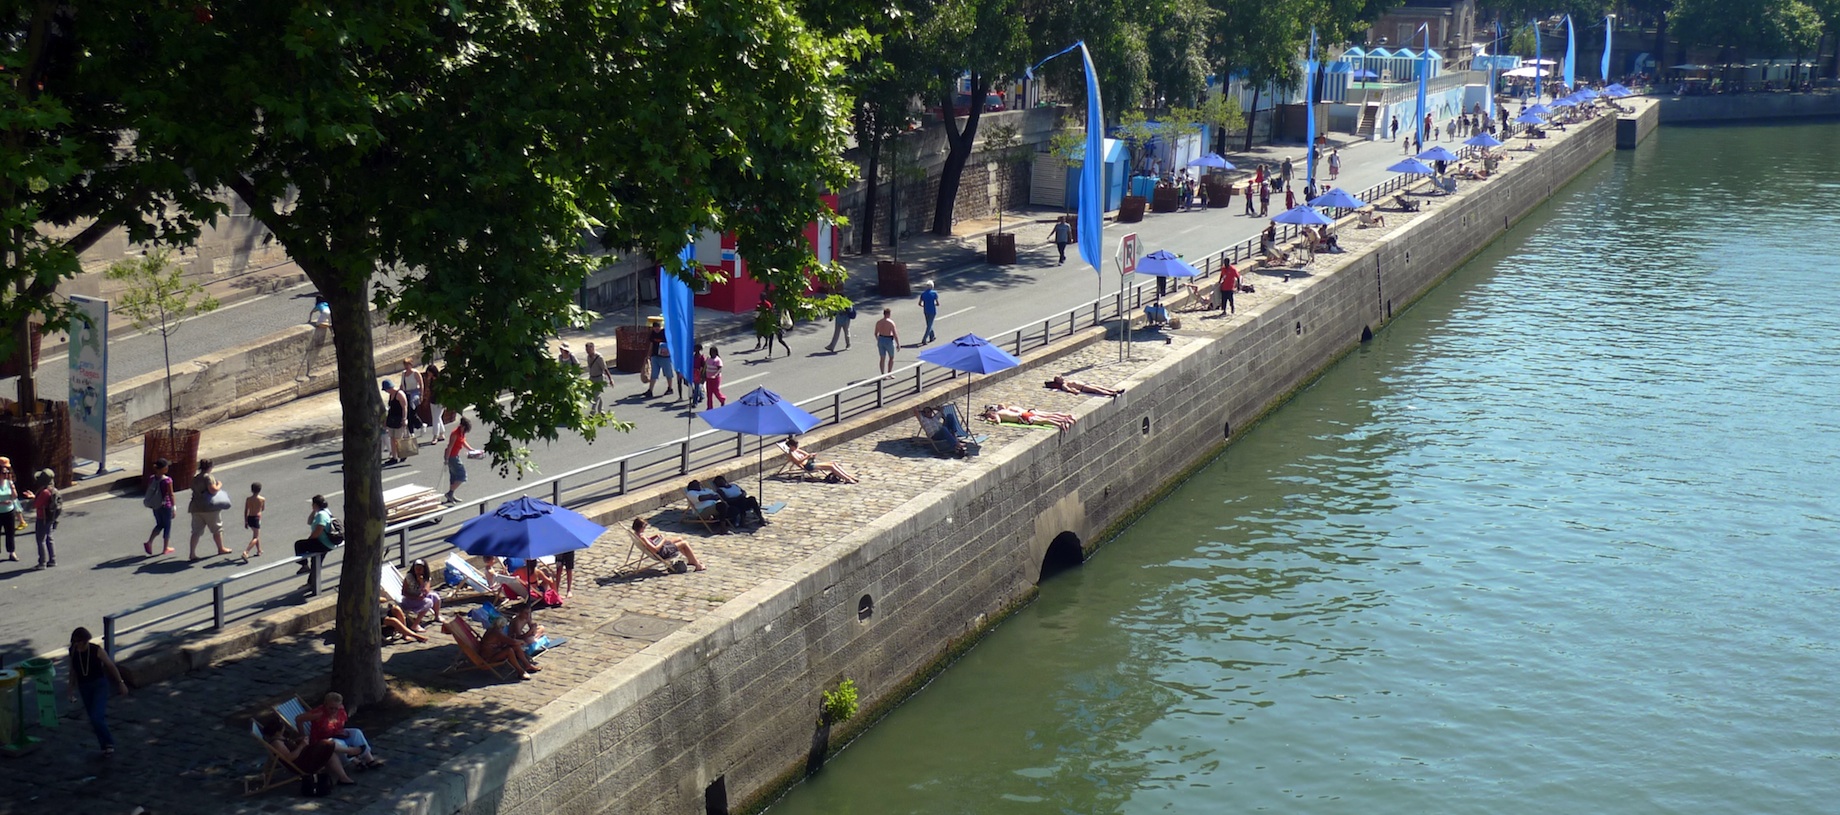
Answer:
1654;90;1840;124
385;113;1625;815
1619;99;1660;148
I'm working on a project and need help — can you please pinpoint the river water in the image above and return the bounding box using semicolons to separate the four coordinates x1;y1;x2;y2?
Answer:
764;121;1840;815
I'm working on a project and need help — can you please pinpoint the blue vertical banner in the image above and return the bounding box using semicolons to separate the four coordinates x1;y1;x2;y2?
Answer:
1534;20;1542;102
659;242;696;386
1602;15;1613;81
1563;15;1577;91
1076;43;1104;275
1487;22;1502;121
1414;24;1429;145
1026;40;1105;274
1305;28;1317;189
67;295;109;466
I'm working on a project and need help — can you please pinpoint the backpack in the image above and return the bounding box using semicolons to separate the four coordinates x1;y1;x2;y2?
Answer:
325;518;345;546
843;305;857;320
46;489;62;522
300;771;333;797
141;475;165;509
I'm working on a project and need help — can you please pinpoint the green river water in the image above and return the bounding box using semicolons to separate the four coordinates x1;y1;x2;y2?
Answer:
764;120;1840;815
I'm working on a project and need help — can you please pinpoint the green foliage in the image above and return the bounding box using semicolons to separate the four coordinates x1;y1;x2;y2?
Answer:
104;250;219;435
1510;24;1542;58
1196;92;1247;139
1670;0;1824;58
1048;118;1088;169
821;678;860;724
982;123;1029;234
1146;0;1222;107
1115;109;1156;168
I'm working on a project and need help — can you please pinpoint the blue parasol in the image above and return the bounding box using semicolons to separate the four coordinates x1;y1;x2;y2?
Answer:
1132;249;1202;279
702;386;822;501
918;334;1023;416
1465;132;1504;148
1387;157;1436;175
1417;146;1460;163
446;496;604;561
1308;188;1365;210
1186;153;1236;171
1271;205;1334;226
1515;111;1547;126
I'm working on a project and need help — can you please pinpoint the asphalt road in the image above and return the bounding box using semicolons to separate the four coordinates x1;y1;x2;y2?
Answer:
0;136;1426;663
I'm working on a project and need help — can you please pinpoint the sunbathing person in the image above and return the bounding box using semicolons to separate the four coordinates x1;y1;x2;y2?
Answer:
1045;375;1122;398
476;615;542;680
984;403;1076;431
379;596;429;643
260;718;355;786
505;603;551;656
630;517;707;571
684;479;730;530
1357;208;1386;228
786;438;859;483
1391;193;1420;212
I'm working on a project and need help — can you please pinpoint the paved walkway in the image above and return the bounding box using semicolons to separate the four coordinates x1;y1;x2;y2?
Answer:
0;136;1456;814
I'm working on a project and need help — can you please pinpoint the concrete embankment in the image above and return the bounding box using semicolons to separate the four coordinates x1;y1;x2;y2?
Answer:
1654;90;1840;124
371;103;1649;815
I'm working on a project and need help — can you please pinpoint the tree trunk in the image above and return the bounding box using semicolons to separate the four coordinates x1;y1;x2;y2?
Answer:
1243;86;1261;152
314;264;388;709
9;319;34;410
1651;16;1668;79
860;130;883;255
932;73;988;237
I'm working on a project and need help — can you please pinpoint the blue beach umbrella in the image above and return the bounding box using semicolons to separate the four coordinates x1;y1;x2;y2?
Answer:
1271;205;1334;226
1416;146;1460;163
1604;83;1633;98
702;386;822;501
1308;187;1365;210
1186;153;1236;171
1529;103;1554;116
446;496;604;561
918;333;1023;418
1133;249;1203;279
1552;95;1578;108
1387;158;1436;175
1515;111;1547;126
1465;132;1504;148
1577;88;1600;100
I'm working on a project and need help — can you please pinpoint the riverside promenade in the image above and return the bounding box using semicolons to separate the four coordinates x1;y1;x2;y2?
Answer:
0;103;1646;815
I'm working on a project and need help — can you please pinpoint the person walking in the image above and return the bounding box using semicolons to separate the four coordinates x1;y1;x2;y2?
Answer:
763;305;792;359
918;281;939;345
689;343;707;407
444;418;480;504
186;458;230;561
1258;180;1271;217
1284;187;1296;211
398;357;423;434
1048;216;1072;264
422;360;445;441
1243;179;1257;216
66;627;127;757
584;342;609;415
825;304;854;351
874;308;899;377
1328;149;1341;181
1389;115;1399;140
1280;156;1294;186
241;482;265;562
705;346;727;409
140;457;176;556
644;318;674;398
0;457;20;562
31;469;58;568
382;380;411;465
1219;262;1240;314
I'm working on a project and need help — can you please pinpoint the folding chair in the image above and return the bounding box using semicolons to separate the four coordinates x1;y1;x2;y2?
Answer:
273;696;309;736
491;573;534;605
681;491;727;532
914;409;963;457
441;616;514;678
775;441;822;481
243;720;310;796
380;563;405;604
445;555;496;597
615;528;684;577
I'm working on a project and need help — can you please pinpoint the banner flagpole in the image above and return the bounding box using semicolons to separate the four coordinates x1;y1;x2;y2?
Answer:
1563;14;1577;92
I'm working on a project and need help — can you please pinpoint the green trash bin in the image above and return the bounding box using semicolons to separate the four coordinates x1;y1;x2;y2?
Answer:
0;669;39;753
17;658;57;729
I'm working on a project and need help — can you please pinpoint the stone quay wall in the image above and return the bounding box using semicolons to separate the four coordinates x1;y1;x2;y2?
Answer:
387;113;1627;815
1653;90;1840;124
1618;98;1660;148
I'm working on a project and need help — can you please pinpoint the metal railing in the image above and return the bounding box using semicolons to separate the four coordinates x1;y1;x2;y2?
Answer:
100;168;1447;658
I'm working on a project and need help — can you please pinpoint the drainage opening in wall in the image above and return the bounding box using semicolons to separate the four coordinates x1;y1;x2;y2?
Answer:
1361;325;1374;342
1295;320;1303;336
858;594;874;622
706;776;727;815
1141;416;1152;435
1223;420;1232;439
1040;531;1084;582
1386;299;1393;318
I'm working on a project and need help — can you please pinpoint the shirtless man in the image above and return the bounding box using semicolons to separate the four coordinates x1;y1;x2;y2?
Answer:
1045;375;1123;398
874;308;899;376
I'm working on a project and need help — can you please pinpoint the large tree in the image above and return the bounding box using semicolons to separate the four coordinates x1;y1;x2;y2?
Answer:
913;0;1033;237
113;0;856;706
1;4;215;410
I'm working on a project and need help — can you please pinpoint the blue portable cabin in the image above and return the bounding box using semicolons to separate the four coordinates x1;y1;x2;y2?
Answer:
1061;138;1128;212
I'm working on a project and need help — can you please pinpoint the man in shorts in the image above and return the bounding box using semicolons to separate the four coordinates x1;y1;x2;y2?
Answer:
874;308;899;376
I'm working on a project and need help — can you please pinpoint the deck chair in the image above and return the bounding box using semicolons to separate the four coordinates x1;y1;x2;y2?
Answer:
616;528;686;576
380;562;405;604
682;491;727;532
446;555;496;597
441;616;514;678
938;404;988;448
492;573;534;604
243;719;310;796
774;441;822;480
273;695;310;736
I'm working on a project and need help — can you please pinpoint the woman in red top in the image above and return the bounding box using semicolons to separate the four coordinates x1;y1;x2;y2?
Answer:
443;418;479;505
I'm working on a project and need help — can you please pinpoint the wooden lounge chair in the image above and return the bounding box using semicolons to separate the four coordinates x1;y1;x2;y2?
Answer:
914;409;962;457
774;441;822;481
682;490;727;532
243;719;310;796
273;695;309;736
441;616;515;678
617;527;686;576
445;555;496;598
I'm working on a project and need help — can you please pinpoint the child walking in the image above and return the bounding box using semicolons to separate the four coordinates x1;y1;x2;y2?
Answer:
242;483;266;562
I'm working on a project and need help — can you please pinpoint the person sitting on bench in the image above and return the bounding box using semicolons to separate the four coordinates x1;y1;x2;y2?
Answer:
1045;375;1123;398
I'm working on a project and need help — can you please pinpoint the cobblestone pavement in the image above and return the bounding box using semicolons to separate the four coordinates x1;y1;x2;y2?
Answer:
0;170;1451;815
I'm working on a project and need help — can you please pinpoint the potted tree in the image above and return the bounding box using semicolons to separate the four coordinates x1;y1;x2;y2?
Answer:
1150;109;1202;213
105;250;219;485
876;136;926;296
1197;93;1246;208
1115;111;1154;223
981;123;1028;265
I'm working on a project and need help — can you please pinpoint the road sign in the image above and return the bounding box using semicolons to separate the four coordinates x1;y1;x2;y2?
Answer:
1118;233;1139;276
